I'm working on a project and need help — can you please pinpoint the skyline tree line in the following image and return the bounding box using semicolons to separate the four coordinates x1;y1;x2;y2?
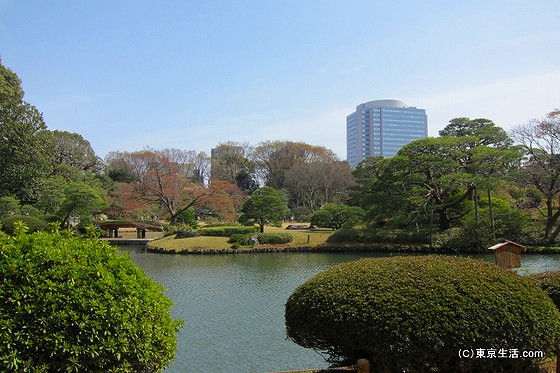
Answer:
2;61;560;248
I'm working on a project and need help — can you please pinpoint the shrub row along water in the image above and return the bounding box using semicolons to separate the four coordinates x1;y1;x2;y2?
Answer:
172;226;258;239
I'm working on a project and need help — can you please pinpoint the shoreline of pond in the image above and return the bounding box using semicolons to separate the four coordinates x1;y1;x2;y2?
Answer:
119;245;560;372
145;242;560;255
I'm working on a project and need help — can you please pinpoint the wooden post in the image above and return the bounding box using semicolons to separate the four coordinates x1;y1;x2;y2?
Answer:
356;358;370;373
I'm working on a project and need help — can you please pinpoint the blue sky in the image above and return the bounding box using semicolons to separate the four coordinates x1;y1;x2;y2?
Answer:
1;1;559;159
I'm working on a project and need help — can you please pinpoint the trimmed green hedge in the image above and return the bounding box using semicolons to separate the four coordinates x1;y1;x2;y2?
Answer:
174;230;201;239
1;215;48;234
0;232;182;372
529;271;560;310
226;233;294;246
199;226;258;237
256;232;293;244
227;233;251;245
285;256;560;372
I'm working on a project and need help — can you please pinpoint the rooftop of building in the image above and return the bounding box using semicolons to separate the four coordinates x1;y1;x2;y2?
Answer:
359;99;409;109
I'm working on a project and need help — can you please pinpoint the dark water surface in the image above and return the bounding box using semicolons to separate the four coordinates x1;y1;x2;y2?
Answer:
118;246;560;373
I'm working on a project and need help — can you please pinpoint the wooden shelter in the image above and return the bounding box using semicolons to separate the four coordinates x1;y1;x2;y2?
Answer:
98;221;164;239
487;240;523;269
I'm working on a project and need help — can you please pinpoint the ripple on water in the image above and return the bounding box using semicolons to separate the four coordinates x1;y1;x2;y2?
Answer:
119;248;560;373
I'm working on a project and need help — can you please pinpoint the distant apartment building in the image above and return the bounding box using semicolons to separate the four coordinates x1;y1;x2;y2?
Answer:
346;99;428;168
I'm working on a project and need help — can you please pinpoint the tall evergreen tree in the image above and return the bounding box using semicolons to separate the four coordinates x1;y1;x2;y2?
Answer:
0;62;54;202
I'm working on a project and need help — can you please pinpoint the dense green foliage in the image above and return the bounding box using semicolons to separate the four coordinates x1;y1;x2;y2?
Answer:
1;215;48;234
227;233;252;246
0;63;54;202
238;186;289;232
199;225;258;237
310;203;365;230
352;134;521;233
438;117;513;147
255;232;293;244
0;61;111;229
173;209;198;228
285;256;560;372
529;271;560;310
0;196;21;219
431;198;532;250
326;227;428;244
0;232;182;372
51;130;101;173
324;228;365;243
227;232;293;246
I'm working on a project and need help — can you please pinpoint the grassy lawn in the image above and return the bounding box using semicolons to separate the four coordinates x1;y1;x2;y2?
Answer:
148;224;333;252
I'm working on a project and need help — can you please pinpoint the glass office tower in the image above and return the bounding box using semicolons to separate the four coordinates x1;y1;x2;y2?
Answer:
346;99;427;168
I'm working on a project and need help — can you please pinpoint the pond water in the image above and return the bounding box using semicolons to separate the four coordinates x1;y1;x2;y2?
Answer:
118;246;560;373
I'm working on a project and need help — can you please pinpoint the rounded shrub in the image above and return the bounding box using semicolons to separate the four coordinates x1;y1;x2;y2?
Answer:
0;232;182;372
285;255;560;372
529;271;560;310
325;227;364;243
227;233;251;246
1;215;48;234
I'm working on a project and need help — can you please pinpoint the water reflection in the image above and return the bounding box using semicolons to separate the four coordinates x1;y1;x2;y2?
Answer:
118;246;560;373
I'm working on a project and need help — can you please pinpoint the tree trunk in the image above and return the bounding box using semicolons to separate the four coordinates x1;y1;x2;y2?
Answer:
437;209;451;230
544;205;560;243
487;188;495;237
434;185;476;230
548;221;560;244
473;187;479;251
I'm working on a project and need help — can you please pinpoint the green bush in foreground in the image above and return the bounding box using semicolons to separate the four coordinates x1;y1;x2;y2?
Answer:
529;271;560;310
0;231;182;372
285;256;560;372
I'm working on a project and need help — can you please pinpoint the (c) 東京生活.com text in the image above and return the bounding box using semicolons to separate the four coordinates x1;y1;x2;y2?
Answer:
458;348;544;359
